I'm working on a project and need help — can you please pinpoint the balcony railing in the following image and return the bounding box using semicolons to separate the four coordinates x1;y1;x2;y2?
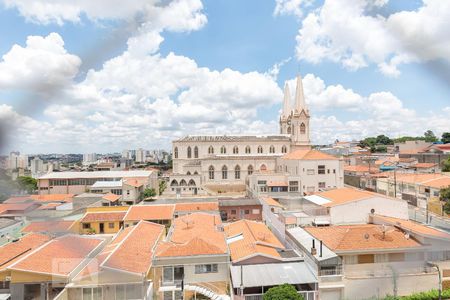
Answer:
344;261;436;278
160;279;183;288
242;291;317;300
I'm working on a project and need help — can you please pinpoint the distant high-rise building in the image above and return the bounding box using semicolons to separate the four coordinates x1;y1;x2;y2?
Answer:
83;153;98;164
135;148;147;163
8;151;28;170
30;157;45;175
122;150;132;160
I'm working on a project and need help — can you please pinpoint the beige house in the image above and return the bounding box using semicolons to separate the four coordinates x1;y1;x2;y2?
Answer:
153;213;230;300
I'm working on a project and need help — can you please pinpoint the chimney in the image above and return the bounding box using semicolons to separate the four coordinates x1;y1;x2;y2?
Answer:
311;239;317;255
319;240;323;257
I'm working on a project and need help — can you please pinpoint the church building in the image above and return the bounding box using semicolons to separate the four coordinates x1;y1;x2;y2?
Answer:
167;75;343;196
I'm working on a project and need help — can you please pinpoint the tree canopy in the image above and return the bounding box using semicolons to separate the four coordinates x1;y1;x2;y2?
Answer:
143;188;157;199
442;132;450;144
263;284;304;300
17;176;37;193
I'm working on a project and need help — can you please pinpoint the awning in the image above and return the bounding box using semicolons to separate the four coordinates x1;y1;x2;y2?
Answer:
230;262;317;288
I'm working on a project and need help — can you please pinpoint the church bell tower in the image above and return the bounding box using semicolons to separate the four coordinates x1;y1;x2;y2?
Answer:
279;74;311;151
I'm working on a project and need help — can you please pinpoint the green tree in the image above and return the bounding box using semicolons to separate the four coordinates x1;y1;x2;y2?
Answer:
441;187;450;214
376;134;393;145
424;130;438;142
263;284;304;300
159;180;167;195
442;132;450;144
16;176;37;193
442;157;450;172
143;188;157;199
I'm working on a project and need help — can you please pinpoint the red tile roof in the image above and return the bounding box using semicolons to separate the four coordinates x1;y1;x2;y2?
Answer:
22;221;75;234
30;194;74;203
305;224;422;252
156;213;227;257
124;205;175;221
174;202;219;212
0;233;51;271
102;221;164;274
80;211;126;223
9;235;104;276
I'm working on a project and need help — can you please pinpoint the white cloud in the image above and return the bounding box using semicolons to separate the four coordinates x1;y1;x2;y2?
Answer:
273;0;313;18
0;33;80;93
294;0;450;76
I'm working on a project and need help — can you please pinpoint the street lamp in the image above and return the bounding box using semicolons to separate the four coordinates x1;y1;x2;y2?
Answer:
427;262;442;300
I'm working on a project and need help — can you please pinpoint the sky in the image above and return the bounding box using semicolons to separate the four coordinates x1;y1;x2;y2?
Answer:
0;0;449;154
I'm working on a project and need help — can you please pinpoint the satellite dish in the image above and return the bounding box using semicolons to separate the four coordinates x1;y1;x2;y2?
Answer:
364;233;370;240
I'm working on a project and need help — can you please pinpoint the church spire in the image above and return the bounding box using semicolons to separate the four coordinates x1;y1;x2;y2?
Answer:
282;82;291;118
294;74;307;113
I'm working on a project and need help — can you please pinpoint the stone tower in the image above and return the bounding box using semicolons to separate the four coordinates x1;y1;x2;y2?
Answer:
279;74;311;150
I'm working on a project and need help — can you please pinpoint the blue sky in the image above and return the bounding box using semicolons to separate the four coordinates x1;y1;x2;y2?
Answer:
0;0;449;154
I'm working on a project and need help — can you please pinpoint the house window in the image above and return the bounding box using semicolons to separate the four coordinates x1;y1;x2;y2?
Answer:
220;146;226;154
187;146;192;158
245;146;251;154
244;210;250;215
247;165;254;175
289;181;299;192
235;165;241;179
174;147;178;159
282;145;287;153
319;182;326;189
82;287;102;300
194;146;199;158
195;264;218;274
257;146;263;154
82;223;91;229
222;165;228;179
208;146;214;154
233;146;239;154
269;145;275;153
333;169;336;174
209;166;215;180
231;210;237;215
108;223;114;229
358;254;375;264
318;165;326;174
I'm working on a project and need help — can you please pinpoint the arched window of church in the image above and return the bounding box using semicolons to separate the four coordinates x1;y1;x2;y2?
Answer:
248;165;254;175
194;146;199;158
222;165;228;179
245;146;251;154
300;123;306;134
235;165;241;179
187;146;192;158
187;171;191;175
233;146;239;154
194;171;198;175
257;146;263;154
180;179;187;186
208;166;215;180
269;145;275;153
174;147;178;159
170;180;178;186
208;146;214;154
221;146;226;154
287;126;292;134
282;145;287;153
188;179;196;186
260;164;267;172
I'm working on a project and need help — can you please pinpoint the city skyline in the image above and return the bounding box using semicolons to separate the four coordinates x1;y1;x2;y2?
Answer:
0;0;449;154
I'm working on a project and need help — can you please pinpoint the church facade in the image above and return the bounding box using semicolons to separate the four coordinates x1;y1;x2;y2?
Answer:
167;75;336;196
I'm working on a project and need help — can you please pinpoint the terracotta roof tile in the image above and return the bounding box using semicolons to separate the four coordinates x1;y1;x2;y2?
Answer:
174;202;218;212
305;224;422;252
30;194;74;203
316;187;376;207
9;235;103;276
373;215;450;240
263;197;284;208
156;213;227;257
0;233;51;271
22;221;75;234
124;205;175;221
102;193;120;202
224;220;284;262
80;211;126;223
